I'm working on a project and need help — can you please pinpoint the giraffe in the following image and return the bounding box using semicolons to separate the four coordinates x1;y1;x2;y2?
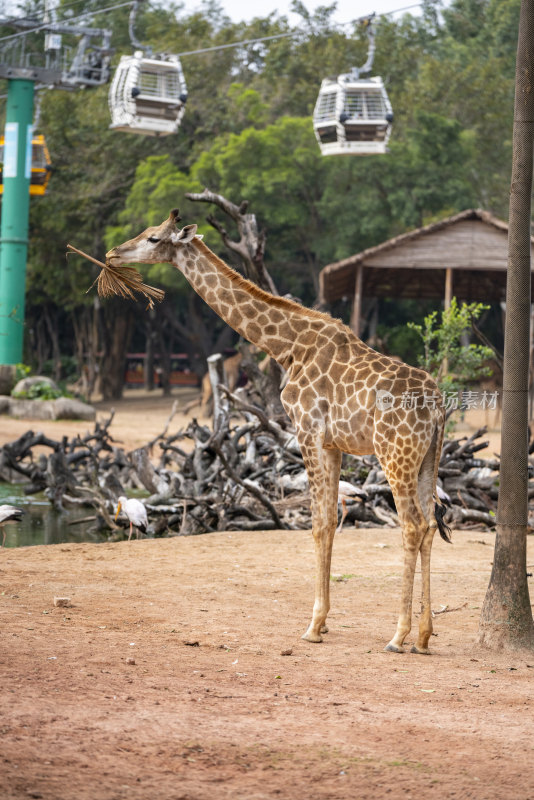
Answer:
182;351;244;416
106;209;451;654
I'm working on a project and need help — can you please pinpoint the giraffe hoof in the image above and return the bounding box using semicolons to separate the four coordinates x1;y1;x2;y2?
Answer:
302;631;323;643
384;643;405;654
320;625;329;634
410;645;431;655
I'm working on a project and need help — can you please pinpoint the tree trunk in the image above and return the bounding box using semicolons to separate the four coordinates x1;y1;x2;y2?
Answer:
144;315;155;391
477;0;534;651
154;313;172;396
34;315;48;375
98;299;134;401
160;295;233;380
72;300;101;403
43;306;62;382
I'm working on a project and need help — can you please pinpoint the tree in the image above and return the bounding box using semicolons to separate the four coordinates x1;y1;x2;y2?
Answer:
477;0;534;651
407;299;494;394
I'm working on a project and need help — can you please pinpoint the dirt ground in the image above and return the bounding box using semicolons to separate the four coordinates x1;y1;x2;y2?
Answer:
3;390;533;800
0;387;209;455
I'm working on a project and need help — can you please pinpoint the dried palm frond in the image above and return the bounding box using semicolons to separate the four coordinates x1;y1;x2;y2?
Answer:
66;244;165;310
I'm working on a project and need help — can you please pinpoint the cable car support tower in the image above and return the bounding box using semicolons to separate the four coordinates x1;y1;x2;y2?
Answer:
0;9;112;367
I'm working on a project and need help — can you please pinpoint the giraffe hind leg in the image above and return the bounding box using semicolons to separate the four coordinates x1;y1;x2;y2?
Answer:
410;525;436;654
410;439;441;654
336;498;348;533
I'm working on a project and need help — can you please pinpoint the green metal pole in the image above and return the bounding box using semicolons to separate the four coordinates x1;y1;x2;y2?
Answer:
0;78;34;365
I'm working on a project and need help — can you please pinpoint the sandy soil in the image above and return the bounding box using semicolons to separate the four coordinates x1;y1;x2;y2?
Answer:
1;526;534;800
3;390;530;800
0;388;209;454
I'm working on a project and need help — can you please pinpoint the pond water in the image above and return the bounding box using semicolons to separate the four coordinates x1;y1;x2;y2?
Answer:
0;483;103;548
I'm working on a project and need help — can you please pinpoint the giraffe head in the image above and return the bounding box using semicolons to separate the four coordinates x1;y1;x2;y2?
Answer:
106;209;199;267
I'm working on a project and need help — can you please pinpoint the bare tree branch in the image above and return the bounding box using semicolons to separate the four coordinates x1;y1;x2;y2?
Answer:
186;188;277;295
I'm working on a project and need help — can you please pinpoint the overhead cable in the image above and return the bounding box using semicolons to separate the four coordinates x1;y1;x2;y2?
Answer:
0;0;434;51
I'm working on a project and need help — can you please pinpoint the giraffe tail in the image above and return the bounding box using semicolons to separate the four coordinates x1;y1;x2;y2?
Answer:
432;413;452;543
435;501;452;543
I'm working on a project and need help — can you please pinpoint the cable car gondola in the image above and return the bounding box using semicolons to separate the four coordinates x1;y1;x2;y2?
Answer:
108;50;187;136
313;17;393;156
108;1;187;136
0;133;52;196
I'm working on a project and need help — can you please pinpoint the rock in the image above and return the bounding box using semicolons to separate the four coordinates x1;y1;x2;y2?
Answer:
8;398;56;419
53;596;71;607
12;375;59;395
53;397;96;421
0;395;10;413
2;396;95;421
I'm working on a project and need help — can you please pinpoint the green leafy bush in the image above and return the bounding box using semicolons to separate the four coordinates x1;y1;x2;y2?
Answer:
15;363;31;382
407;298;495;395
12;382;63;401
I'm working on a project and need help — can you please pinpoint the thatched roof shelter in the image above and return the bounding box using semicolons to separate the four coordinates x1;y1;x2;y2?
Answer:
319;209;534;335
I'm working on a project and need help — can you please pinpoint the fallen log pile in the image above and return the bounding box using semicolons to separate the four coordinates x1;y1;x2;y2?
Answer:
0;374;526;535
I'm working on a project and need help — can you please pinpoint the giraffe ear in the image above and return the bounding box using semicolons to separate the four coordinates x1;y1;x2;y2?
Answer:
172;224;198;244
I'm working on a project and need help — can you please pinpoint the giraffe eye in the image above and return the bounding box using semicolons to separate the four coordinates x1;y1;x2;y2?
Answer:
147;236;160;244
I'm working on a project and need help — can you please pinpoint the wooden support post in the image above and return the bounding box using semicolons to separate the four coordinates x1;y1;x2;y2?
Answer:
350;264;364;337
444;267;453;310
442;268;454;376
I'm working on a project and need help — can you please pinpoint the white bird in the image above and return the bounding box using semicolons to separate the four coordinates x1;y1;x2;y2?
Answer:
0;504;24;547
115;496;148;541
436;484;452;506
337;481;368;532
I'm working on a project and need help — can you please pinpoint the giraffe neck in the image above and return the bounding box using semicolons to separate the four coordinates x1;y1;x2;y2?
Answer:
171;239;357;369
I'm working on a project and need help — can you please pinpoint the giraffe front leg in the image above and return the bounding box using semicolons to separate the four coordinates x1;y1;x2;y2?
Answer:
302;526;336;642
411;526;436;654
301;447;342;643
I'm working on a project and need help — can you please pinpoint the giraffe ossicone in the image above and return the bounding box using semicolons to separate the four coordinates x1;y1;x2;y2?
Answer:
106;209;451;654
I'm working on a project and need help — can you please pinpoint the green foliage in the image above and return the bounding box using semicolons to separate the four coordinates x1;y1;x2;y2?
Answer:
376;324;424;366
407;298;494;393
12;381;63;401
226;84;270;130
41;356;79;383
15;363;31;382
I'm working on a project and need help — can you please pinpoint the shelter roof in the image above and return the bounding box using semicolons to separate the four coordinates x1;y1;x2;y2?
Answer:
319;208;534;304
